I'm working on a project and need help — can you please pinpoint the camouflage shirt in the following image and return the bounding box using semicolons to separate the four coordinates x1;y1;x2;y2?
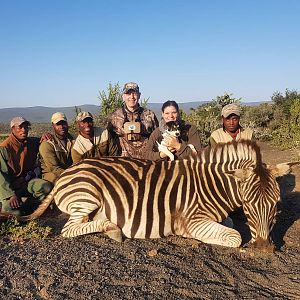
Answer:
108;105;159;159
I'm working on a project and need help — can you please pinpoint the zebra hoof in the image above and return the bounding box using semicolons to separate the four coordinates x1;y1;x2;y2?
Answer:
106;229;123;242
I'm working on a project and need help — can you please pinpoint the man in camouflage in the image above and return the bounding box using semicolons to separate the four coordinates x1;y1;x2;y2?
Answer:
108;82;158;158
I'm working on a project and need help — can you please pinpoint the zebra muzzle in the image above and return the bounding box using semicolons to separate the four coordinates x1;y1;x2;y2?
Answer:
251;236;275;253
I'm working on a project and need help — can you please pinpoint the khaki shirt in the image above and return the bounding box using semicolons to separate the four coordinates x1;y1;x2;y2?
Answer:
71;127;119;164
210;127;254;147
39;133;74;183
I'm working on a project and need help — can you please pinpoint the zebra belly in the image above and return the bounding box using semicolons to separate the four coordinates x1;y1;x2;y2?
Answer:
109;214;175;239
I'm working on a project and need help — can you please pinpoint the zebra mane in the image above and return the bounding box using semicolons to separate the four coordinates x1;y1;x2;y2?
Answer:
201;140;264;168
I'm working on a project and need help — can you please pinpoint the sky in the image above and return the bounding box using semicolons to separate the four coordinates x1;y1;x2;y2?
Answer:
0;0;299;108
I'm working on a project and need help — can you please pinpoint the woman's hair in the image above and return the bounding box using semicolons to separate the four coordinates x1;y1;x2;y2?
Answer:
161;100;179;113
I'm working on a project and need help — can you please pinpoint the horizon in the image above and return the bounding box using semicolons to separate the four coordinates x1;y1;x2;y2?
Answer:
0;1;299;109
0;99;271;110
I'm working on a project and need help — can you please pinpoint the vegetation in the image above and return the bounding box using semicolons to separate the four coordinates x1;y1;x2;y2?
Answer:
186;93;241;145
97;82;151;126
0;218;52;243
0;86;299;149
0;86;299;239
97;82;123;126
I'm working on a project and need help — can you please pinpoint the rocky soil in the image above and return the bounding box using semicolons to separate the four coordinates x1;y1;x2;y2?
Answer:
0;142;299;300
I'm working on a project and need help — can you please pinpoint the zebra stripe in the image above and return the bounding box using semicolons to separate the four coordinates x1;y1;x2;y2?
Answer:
18;140;290;250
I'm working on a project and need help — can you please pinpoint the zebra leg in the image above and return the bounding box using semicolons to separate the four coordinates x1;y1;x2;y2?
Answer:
185;217;242;248
62;213;123;242
91;209;123;242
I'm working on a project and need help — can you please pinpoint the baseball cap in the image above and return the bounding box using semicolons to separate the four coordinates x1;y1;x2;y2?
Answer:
123;82;139;94
51;112;67;124
76;111;93;122
221;104;241;118
10;116;31;128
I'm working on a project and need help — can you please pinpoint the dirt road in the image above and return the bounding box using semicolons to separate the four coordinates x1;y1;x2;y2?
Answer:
0;142;299;299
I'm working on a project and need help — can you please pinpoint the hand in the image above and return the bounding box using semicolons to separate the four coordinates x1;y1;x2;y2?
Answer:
9;195;22;209
40;132;53;143
164;136;181;151
159;151;168;159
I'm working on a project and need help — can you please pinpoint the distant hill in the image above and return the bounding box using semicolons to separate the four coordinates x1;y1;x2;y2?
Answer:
0;101;267;124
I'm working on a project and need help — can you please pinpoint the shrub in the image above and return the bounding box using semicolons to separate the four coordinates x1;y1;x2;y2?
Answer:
0;218;52;243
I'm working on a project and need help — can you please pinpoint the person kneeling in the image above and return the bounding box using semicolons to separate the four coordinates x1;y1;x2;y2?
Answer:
0;117;52;216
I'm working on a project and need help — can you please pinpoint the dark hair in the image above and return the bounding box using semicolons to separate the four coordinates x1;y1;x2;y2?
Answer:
161;100;179;113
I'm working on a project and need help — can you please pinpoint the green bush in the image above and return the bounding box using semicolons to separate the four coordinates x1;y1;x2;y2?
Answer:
0;218;52;243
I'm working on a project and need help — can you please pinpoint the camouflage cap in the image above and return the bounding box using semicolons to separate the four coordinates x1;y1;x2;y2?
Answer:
51;112;67;124
10;116;31;128
221;104;241;118
76;111;93;122
123;82;140;94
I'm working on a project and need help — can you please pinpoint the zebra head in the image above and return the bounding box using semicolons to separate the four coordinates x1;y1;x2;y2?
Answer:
228;162;294;252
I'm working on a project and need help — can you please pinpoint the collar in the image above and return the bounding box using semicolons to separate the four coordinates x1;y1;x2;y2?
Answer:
223;127;241;139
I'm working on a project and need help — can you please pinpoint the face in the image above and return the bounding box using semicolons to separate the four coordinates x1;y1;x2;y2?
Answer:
52;120;69;139
162;105;179;122
222;114;240;133
123;90;140;111
11;122;30;141
77;118;94;139
241;172;279;252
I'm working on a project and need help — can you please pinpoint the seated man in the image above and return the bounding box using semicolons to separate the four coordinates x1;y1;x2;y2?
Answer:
39;112;74;184
71;111;119;163
0;117;52;216
210;103;253;147
108;82;159;158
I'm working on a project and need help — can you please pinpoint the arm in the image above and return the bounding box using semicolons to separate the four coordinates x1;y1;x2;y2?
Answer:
209;136;217;148
39;141;66;177
71;148;83;164
174;125;202;159
144;129;164;161
107;130;121;156
0;147;20;204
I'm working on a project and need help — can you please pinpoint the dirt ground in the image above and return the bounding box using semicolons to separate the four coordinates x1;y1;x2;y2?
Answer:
0;142;299;300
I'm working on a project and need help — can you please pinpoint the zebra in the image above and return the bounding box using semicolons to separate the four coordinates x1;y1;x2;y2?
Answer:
8;140;295;250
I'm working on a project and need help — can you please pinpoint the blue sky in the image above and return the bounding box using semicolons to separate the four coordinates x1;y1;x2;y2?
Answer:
0;0;299;108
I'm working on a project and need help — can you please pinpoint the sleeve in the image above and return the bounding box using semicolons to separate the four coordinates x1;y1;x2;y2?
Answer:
107;131;121;156
209;136;217;148
0;147;15;200
39;142;66;177
175;125;202;159
153;114;159;129
71;148;83;164
107;110;125;136
144;129;163;161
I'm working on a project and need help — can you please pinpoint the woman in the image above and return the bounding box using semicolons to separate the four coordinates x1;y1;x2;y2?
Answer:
144;100;202;161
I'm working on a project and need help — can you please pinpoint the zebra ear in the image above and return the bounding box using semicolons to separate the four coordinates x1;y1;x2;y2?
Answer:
226;167;254;181
268;162;299;178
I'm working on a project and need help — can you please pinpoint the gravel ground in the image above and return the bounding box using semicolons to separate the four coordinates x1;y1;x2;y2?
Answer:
0;142;299;300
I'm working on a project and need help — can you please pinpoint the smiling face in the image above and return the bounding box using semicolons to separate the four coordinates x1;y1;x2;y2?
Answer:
77;117;94;139
222;114;240;133
162;105;179;123
11;122;30;141
123;90;140;112
52;120;69;139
